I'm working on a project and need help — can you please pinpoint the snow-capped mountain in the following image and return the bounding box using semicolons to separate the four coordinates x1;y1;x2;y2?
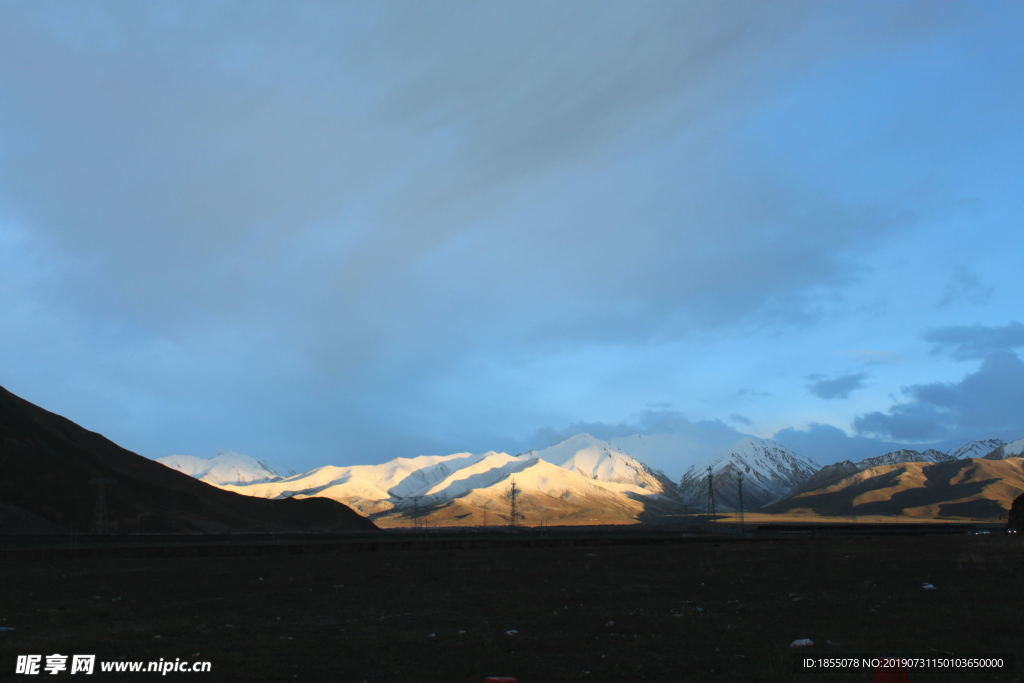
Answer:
982;437;1024;460
950;439;1006;460
609;431;743;480
157;451;282;486
215;434;683;526
157;431;1024;526
858;448;953;468
533;433;676;494
219;451;496;515
677;438;819;511
420;456;654;526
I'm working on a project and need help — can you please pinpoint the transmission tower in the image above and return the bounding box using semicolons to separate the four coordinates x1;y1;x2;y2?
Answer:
411;496;426;529
705;466;716;528
736;470;745;536
508;479;522;529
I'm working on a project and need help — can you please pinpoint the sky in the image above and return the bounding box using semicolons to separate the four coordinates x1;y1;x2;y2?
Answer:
1;1;1023;477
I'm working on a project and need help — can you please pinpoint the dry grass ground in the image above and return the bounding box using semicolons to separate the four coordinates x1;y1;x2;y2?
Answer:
2;534;1021;682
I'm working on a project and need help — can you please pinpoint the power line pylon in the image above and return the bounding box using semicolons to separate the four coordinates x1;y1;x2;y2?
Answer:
411;496;426;529
736;469;745;536
706;465;716;530
508;479;522;529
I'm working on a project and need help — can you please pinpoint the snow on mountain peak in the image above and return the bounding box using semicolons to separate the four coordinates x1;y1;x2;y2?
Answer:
208;435;687;523
950;438;1005;460
858;449;952;468
531;433;672;493
695;437;818;479
678;437;819;510
157;451;282;485
981;437;1024;460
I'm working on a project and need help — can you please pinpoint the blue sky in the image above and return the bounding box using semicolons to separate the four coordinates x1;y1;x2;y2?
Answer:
1;1;1022;475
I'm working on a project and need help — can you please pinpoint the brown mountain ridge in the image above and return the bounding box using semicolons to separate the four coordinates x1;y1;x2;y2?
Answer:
764;457;1024;519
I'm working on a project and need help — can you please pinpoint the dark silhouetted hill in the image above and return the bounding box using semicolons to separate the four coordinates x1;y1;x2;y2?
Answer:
0;385;376;533
1009;493;1024;531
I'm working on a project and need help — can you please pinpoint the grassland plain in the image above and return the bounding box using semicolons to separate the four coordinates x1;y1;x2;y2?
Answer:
2;533;1021;682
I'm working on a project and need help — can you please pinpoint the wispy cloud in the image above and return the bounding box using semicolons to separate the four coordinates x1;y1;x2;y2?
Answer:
923;322;1024;361
806;372;868;400
937;266;993;308
846;349;901;366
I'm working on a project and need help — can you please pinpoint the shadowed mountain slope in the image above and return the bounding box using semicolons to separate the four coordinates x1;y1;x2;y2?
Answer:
786;441;1012;498
765;458;1024;519
0;385;375;533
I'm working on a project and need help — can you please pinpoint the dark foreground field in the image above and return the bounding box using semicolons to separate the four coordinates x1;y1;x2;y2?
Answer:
2;534;1021;682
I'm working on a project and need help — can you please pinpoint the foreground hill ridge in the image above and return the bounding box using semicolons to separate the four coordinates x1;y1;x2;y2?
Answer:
0;385;375;534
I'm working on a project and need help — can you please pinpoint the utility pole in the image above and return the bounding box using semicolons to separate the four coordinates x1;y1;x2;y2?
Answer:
508;479;522;529
736;470;745;536
706;466;716;531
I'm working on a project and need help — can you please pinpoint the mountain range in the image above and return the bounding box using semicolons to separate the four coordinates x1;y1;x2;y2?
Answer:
164;435;1024;525
205;434;686;527
788;440;1009;497
764;458;1024;519
5;380;1017;534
